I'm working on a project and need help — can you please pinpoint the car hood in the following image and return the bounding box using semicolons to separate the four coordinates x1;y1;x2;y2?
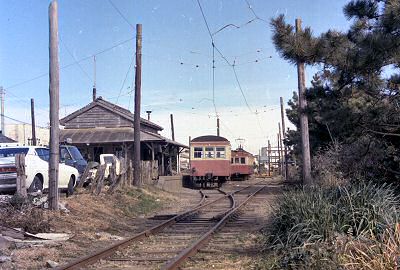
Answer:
0;157;16;165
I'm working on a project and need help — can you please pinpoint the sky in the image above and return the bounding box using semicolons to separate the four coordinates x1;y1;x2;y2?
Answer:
0;0;351;154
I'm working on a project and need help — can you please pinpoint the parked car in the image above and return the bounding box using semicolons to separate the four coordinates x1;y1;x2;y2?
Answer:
59;144;87;175
0;146;79;194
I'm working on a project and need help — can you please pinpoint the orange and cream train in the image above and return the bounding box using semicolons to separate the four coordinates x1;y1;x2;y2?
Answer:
189;135;255;187
189;135;231;188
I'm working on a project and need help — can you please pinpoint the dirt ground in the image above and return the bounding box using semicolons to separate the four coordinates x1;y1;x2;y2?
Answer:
0;185;200;270
0;178;281;270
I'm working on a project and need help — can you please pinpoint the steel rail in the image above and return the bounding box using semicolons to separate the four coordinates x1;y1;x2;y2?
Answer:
55;190;205;270
161;184;266;270
55;183;257;270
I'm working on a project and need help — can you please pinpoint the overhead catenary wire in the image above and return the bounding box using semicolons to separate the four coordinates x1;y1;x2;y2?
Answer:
107;0;135;29
115;54;135;105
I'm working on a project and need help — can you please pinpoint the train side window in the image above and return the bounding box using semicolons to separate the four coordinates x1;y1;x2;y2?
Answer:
205;147;214;158
231;158;233;163
241;157;246;164
235;157;239;163
216;147;225;158
194;147;203;158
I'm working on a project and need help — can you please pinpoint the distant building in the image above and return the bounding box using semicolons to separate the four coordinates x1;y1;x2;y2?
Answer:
5;124;49;146
0;132;18;147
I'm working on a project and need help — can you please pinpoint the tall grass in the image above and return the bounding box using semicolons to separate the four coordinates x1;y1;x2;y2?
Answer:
268;183;399;249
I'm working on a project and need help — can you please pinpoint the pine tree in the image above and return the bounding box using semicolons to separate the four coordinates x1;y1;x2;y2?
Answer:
272;0;400;182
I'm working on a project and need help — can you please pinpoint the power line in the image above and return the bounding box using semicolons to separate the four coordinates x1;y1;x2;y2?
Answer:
5;37;134;90
1;114;48;129
108;0;135;29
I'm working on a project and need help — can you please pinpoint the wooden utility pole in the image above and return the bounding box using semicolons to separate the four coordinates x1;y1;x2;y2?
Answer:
278;123;284;177
170;114;175;141
280;97;288;180
133;24;142;186
0;87;4;134
296;18;312;185
217;117;220;136
188;136;191;170
267;139;271;176
93;56;96;101
48;0;60;210
30;98;36;146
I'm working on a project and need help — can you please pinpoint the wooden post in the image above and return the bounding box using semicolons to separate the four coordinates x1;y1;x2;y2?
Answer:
15;154;27;198
0;87;4;134
217;117;220;136
133;24;142;187
151;143;155;160
280;97;288;180
31;98;36;146
170;114;175;141
48;0;60;210
277;133;281;175
296;18;312;185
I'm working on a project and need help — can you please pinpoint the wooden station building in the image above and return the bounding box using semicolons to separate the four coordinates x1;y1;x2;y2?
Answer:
59;97;186;176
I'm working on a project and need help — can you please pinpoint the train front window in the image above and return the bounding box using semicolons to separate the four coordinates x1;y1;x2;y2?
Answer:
205;147;214;158
235;157;239;163
194;147;203;158
216;147;225;158
241;157;246;164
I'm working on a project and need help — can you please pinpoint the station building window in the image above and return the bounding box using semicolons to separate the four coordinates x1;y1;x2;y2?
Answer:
216;147;225;158
194;147;203;158
205;147;214;158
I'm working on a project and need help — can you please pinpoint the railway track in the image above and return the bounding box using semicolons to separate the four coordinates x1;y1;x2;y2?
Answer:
56;181;269;270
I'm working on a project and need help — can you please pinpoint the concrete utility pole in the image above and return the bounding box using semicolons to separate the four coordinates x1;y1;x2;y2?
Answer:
280;97;288;180
133;24;142;186
0;87;4;134
48;0;60;210
296;18;312;185
170;114;175;141
31;98;36;146
217;117;220;136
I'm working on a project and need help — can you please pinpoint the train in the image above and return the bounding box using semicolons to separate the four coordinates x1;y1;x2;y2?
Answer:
189;135;254;187
230;147;254;181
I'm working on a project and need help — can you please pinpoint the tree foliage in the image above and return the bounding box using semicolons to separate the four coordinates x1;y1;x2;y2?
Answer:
272;0;400;183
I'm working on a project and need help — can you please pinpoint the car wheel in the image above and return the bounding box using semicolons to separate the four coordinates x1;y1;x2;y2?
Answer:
67;176;74;197
28;176;43;193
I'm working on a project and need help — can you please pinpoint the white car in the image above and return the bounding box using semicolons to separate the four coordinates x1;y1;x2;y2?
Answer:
0;146;79;195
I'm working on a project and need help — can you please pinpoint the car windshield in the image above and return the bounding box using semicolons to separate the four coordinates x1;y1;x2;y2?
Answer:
0;148;29;157
66;146;84;160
